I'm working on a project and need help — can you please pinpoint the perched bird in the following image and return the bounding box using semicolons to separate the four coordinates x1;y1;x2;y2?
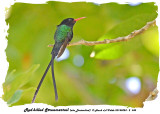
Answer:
32;17;86;103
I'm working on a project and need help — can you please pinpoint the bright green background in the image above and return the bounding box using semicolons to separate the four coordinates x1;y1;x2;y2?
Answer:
3;2;159;107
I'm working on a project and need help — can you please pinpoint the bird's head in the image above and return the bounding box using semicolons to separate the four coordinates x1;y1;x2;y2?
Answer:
59;17;86;27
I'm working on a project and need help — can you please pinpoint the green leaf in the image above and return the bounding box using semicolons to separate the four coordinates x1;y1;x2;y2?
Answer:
7;90;23;106
95;44;123;60
3;64;40;101
141;26;159;57
94;13;157;60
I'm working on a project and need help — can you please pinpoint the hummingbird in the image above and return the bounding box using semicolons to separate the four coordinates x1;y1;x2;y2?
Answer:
32;17;86;103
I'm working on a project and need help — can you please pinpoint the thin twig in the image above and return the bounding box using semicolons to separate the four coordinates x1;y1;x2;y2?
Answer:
145;88;158;101
48;20;156;47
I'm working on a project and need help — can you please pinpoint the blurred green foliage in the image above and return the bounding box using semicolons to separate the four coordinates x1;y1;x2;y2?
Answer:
7;90;23;106
3;2;159;107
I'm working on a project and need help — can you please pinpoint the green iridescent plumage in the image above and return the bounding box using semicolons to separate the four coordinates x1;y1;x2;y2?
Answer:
54;25;72;42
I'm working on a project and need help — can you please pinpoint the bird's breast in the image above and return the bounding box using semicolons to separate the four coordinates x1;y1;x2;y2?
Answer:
54;25;71;42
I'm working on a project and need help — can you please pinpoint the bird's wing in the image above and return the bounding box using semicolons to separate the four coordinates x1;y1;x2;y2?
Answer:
57;38;69;58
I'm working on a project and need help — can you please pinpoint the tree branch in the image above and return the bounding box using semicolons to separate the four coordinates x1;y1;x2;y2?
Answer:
48;20;156;47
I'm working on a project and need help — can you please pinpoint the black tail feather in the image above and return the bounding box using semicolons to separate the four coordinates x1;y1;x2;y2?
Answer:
32;56;55;103
51;57;58;101
32;42;62;103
